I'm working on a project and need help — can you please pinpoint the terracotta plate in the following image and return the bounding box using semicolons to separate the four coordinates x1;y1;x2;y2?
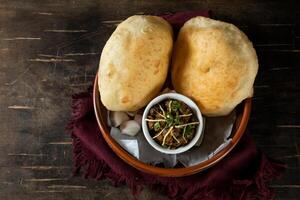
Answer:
93;75;252;177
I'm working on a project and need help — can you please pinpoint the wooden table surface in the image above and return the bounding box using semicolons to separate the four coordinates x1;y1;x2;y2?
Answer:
0;0;299;199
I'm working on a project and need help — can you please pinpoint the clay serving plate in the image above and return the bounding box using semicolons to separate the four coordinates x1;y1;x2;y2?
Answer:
93;75;252;177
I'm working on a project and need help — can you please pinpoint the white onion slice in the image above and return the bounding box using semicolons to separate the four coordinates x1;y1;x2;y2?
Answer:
110;111;129;127
120;120;140;136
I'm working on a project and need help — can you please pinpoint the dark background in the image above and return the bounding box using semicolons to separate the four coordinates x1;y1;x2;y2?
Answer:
0;0;299;199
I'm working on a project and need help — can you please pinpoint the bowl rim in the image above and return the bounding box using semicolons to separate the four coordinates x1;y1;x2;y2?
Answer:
142;92;204;154
93;74;252;177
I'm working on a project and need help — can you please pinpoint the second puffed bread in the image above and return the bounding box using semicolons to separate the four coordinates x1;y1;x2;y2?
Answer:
172;17;258;116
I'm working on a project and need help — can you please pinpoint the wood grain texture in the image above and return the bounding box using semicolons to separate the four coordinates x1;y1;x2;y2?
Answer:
0;0;299;199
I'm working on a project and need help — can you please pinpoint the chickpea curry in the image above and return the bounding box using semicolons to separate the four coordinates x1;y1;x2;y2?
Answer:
146;99;200;149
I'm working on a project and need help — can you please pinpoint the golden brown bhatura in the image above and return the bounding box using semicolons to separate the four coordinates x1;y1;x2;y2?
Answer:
172;17;258;116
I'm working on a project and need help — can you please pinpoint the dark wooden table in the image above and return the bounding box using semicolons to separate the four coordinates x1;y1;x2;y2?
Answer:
0;0;299;199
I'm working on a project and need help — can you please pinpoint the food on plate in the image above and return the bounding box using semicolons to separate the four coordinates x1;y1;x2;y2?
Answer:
98;15;173;111
146;99;199;149
120;120;141;136
171;16;258;116
110;111;130;127
110;111;141;136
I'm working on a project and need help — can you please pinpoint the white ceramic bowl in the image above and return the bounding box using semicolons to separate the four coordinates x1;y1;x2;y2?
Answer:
142;93;204;154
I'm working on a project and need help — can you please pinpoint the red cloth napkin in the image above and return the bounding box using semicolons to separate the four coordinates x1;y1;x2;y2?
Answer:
66;11;285;200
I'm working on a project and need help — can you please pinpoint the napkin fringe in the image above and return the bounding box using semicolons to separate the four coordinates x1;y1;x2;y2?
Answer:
71;136;142;195
148;155;285;200
66;117;142;196
253;153;286;199
66;89;285;200
69;135;284;200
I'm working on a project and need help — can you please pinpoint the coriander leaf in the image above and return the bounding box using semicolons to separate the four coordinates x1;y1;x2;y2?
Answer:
185;125;192;134
171;100;181;111
166;113;174;127
154;122;161;131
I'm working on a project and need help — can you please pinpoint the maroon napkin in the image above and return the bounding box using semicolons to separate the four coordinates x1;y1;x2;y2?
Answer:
66;11;285;200
160;10;211;29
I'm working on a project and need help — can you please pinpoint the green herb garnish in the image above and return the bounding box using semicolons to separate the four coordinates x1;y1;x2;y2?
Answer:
185;125;194;138
166;113;174;127
154;122;161;131
171;100;181;111
147;99;199;149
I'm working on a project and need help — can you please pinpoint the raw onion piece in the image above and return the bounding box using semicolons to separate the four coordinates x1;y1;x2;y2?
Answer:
120;120;140;136
110;111;129;127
